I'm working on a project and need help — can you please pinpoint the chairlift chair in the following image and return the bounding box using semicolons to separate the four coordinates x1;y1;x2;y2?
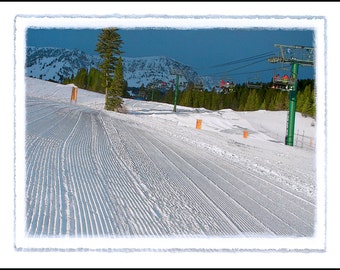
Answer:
271;73;296;91
194;78;204;91
194;83;204;91
271;65;296;91
246;73;262;89
179;81;188;89
219;79;235;94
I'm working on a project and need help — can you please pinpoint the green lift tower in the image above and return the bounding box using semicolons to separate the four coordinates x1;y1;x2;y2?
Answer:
268;44;314;146
170;69;186;112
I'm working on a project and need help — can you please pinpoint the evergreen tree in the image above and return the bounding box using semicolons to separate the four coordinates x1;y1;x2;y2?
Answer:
87;68;105;93
107;57;124;111
300;85;316;117
192;90;204;108
238;88;248;111
265;88;278;110
260;99;267;110
74;68;88;89
244;90;259;111
256;88;266;110
204;90;212;109
296;81;316;118
310;89;316;118
95;27;123;111
210;89;219;110
276;91;289;110
268;93;278;111
63;67;106;94
163;88;175;105
181;83;195;107
296;88;305;112
122;80;130;98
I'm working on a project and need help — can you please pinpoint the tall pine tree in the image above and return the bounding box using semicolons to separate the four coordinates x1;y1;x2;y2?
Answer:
95;27;123;111
107;57;125;111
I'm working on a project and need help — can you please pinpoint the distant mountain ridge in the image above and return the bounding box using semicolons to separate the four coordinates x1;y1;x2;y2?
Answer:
25;47;101;83
25;46;216;90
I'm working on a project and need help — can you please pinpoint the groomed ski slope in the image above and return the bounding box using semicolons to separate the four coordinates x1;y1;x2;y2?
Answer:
24;77;316;238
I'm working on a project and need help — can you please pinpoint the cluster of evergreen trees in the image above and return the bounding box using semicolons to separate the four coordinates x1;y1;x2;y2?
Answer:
63;67;130;97
142;80;316;118
63;67;106;94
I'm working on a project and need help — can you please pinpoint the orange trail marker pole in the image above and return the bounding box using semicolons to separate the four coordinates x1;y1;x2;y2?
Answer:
196;119;202;129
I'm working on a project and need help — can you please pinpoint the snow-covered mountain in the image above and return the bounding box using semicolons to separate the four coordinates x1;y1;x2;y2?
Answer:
121;55;199;90
25;46;101;83
25;46;216;90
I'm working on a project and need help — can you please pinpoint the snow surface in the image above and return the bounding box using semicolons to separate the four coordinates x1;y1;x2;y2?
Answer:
18;77;323;251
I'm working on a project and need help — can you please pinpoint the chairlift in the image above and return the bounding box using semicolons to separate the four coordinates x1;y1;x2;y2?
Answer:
194;78;204;91
271;73;296;91
179;81;188;89
247;73;262;89
271;65;296;91
194;83;204;91
219;79;235;94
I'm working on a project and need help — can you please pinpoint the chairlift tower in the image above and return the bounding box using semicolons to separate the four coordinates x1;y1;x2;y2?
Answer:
268;44;314;146
171;68;186;112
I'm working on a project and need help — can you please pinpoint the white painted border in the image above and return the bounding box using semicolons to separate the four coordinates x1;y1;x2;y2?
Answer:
2;2;336;268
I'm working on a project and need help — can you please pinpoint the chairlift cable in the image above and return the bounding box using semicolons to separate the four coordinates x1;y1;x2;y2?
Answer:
209;51;275;68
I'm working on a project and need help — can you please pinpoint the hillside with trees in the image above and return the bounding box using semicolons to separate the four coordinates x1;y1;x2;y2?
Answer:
64;67;315;119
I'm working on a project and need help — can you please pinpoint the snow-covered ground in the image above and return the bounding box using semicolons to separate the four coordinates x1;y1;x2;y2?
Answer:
17;77;324;252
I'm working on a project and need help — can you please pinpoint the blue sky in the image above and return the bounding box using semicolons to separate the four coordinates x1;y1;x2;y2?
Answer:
26;28;315;84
